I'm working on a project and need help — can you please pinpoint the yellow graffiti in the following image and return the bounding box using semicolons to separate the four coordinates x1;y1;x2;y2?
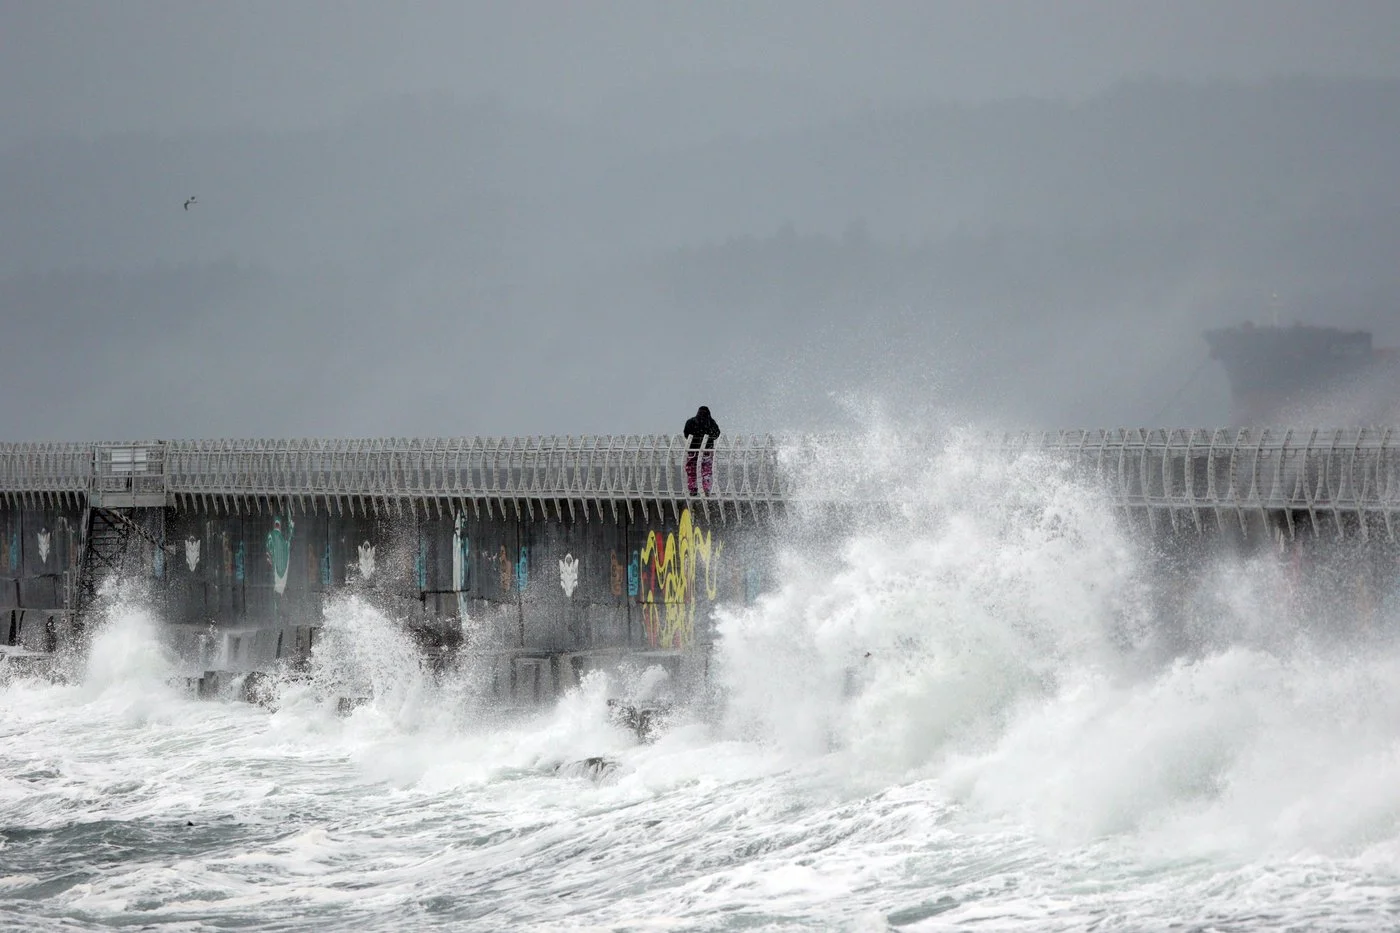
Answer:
639;508;722;648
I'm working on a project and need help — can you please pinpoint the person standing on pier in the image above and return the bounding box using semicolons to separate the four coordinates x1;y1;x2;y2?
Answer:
683;406;721;495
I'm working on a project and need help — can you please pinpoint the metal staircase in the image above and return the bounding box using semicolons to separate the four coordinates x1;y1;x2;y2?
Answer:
70;443;172;629
73;508;143;624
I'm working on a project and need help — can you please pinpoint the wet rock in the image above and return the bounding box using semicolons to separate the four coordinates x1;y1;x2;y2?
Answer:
239;671;278;708
607;699;670;743
336;696;370;716
555;757;619;783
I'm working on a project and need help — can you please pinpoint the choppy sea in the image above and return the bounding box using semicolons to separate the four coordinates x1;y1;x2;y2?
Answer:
4;441;1400;931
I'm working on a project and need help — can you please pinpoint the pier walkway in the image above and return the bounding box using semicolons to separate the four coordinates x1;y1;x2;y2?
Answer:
6;429;1400;680
2;428;1400;536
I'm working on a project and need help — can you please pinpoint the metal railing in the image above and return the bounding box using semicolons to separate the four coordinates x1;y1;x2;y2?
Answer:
0;442;93;499
161;435;787;508
92;442;168;507
988;427;1400;535
2;431;1400;530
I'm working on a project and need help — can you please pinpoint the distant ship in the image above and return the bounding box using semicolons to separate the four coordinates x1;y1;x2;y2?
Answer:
1204;322;1400;426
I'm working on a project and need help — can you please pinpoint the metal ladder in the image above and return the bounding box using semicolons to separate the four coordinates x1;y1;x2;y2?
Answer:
72;506;167;628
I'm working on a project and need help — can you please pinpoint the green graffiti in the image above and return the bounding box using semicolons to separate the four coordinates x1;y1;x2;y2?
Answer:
265;517;295;595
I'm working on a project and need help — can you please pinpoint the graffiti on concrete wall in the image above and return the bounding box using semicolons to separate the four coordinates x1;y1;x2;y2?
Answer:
497;545;511;592
453;512;470;616
610;552;624;597
0;519;76;573
638;508;721;649
58;518;77;573
357;542;376;580
628;550;639;598
416;534;428;591
745;566;762;604
218;529;246;584
266;517;295;594
218;530;246;583
453;513;470;590
560;553;579;598
185;537;200;572
491;543;529;596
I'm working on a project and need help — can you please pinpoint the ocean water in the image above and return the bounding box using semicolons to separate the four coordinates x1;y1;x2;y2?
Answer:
4;440;1400;931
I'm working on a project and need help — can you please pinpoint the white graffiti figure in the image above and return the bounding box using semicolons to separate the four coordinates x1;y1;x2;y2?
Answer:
37;529;51;564
357;541;376;580
185;537;201;572
559;553;579;598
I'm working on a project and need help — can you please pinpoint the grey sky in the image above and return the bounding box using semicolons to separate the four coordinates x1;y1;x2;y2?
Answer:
2;1;1400;441
5;0;1399;142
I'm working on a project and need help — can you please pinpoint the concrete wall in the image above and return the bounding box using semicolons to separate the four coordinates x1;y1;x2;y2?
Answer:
161;503;770;653
0;504;83;651
1;499;774;667
11;494;1398;675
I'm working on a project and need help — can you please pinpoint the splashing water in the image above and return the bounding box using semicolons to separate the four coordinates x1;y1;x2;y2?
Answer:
299;592;431;721
717;437;1143;766
4;433;1400;930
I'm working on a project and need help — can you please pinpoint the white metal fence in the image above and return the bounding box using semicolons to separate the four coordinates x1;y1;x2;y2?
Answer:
0;442;93;498
160;435;787;510
3;431;1400;529
987;427;1400;536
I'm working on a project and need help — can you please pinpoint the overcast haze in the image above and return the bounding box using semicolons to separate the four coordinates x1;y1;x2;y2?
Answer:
3;0;1400;440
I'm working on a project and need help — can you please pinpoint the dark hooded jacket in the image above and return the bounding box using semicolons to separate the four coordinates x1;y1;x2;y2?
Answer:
683;406;721;450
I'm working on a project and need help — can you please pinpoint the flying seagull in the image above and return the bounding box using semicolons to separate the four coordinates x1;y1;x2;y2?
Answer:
184;196;197;211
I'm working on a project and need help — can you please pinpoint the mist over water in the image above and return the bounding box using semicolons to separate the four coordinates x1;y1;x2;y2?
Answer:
4;434;1400;930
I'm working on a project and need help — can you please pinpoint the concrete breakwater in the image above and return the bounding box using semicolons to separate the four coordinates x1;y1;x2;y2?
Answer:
1;497;769;704
7;429;1400;699
1;436;788;686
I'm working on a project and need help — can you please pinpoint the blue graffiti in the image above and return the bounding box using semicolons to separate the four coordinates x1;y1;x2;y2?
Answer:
154;547;165;579
8;529;18;573
515;545;529;591
321;541;332;586
234;541;245;583
627;550;640;597
745;566;762;604
416;535;429;591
